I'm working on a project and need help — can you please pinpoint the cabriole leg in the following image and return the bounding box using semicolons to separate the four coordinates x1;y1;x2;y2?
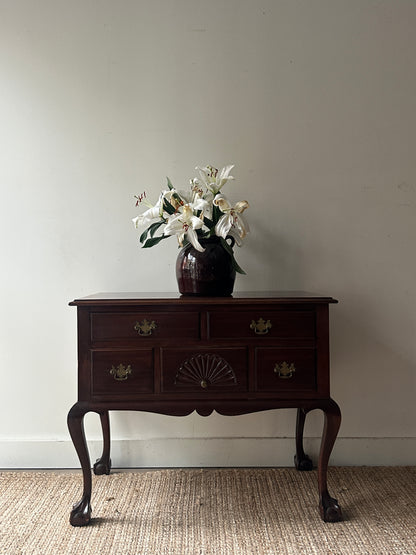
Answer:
67;403;92;526
318;400;342;522
93;410;112;475
294;407;313;470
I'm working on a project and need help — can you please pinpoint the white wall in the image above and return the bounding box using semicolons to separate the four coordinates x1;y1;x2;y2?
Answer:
1;0;415;468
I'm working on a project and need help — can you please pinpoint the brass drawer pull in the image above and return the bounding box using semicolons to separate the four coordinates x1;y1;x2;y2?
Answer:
250;318;272;335
274;362;296;379
200;379;208;389
134;319;157;336
110;364;132;381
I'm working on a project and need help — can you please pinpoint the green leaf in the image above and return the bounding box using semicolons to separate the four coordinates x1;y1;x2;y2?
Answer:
219;236;233;255
232;258;246;275
166;176;174;190
212;204;221;226
142;235;169;248
139;228;149;244
220;237;246;275
140;222;165;244
163;198;176;215
148;221;164;237
203;217;214;229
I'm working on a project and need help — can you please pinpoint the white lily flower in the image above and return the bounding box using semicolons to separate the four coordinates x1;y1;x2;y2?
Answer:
132;189;174;228
132;204;162;228
175;187;210;214
163;204;206;252
213;194;249;246
133;164;249;274
195;164;235;194
178;184;213;221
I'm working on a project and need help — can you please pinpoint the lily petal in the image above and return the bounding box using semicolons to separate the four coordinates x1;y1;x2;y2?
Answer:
132;204;163;227
186;228;205;252
213;194;232;212
190;215;204;230
163;205;206;252
215;213;231;239
163;214;184;236
234;200;249;213
217;165;235;190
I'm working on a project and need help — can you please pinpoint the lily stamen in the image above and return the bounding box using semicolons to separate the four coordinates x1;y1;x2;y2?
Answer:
135;191;147;206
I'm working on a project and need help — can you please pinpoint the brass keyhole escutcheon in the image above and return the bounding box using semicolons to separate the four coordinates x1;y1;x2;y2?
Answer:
250;318;272;335
110;364;132;381
274;362;296;379
134;319;157;336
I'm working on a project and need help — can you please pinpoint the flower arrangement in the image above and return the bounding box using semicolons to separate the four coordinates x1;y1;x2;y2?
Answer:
133;165;249;274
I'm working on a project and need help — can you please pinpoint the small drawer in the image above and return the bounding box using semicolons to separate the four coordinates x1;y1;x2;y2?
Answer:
161;347;248;393
91;311;200;342
91;350;154;396
208;310;315;340
255;348;316;392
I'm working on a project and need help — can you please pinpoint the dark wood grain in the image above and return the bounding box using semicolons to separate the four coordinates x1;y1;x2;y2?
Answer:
68;292;341;525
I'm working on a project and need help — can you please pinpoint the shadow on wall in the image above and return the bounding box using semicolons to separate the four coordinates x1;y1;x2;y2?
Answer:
241;220;305;291
330;298;416;438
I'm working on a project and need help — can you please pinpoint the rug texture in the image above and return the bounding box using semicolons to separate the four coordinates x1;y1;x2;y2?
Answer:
0;467;415;554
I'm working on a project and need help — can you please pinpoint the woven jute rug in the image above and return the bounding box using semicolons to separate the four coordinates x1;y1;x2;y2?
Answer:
0;467;415;554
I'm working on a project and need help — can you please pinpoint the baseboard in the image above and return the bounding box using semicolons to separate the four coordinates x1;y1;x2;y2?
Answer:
0;437;414;469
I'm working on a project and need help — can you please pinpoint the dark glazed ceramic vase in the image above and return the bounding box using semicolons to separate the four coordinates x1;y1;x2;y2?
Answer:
176;236;236;296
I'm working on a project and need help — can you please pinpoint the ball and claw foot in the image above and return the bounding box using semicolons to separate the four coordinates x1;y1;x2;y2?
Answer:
93;457;111;475
70;497;92;527
294;454;314;471
319;495;342;522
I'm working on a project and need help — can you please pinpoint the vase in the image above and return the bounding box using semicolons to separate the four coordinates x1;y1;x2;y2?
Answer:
176;236;236;296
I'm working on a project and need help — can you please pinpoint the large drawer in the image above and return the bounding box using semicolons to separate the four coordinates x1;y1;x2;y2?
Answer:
91;311;200;342
255;348;316;392
208;310;315;340
161;347;248;393
91;350;154;396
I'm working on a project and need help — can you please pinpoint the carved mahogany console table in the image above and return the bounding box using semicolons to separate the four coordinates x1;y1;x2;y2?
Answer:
68;292;342;525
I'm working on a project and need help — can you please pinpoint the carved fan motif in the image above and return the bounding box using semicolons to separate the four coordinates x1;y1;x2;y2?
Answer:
175;353;237;388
